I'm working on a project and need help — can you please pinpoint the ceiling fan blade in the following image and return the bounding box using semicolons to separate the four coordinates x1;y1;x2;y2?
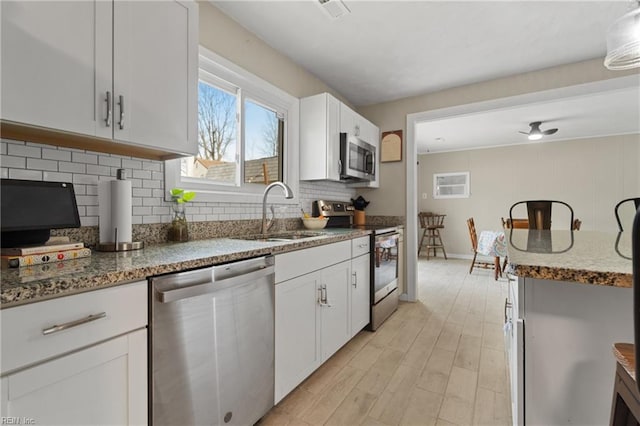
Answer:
518;131;530;135
542;128;558;135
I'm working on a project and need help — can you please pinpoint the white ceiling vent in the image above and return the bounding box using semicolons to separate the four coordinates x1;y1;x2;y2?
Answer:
318;0;350;20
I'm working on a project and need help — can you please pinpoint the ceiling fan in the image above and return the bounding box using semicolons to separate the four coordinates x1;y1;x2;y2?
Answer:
519;121;558;141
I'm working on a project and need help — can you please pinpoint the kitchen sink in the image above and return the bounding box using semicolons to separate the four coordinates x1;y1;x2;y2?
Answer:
232;231;326;242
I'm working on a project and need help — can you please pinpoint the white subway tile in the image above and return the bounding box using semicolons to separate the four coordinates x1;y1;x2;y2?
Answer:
42;148;71;161
59;162;86;173
98;156;122;167
142;161;161;172
73;174;99;185
1;168;8;178
85;206;99;216
1;156;26;168
72;152;98;164
152;171;163;181
152;189;165;198
43;171;73;182
153;206;170;215
9;169;42;180
86;164;112;176
75;206;86;216
27;158;58;171
73;184;87;195
7;144;41;158
132;197;143;206
130;178;143;188
143;197;161;206
122;159;142;169
143;215;160;224
192;214;207;221
132;216;143;225
80;216;98;227
132;169;152;179
86;185;98;196
133;206;152;215
0;142;6;155
142;179;161;189
132;188;152;197
76;195;98;206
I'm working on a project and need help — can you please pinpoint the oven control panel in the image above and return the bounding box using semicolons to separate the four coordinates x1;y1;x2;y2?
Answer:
313;200;355;217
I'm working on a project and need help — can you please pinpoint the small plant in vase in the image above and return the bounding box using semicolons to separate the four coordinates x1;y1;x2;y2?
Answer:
169;188;195;242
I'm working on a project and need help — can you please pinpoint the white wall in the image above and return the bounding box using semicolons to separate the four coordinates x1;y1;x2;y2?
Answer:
418;134;640;256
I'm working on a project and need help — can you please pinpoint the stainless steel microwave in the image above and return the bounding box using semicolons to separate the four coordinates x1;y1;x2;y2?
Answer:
340;133;375;181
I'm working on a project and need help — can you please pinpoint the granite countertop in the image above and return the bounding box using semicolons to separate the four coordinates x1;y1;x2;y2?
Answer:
0;229;372;308
506;229;633;287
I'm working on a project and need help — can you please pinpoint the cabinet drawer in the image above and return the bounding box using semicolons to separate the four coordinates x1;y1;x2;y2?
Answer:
275;240;350;283
351;236;371;258
1;281;147;375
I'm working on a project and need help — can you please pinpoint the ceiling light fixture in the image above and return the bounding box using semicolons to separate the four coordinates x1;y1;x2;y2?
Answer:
519;121;558;141
604;1;640;70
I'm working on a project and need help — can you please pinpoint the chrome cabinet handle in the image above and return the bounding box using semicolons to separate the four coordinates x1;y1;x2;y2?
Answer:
42;312;107;335
319;284;332;307
504;298;512;324
352;272;357;287
118;95;125;129
105;91;112;127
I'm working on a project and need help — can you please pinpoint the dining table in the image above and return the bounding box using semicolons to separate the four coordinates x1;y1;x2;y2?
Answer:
477;230;508;279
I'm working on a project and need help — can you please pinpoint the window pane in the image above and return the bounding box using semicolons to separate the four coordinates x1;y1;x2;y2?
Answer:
243;99;282;184
181;81;238;184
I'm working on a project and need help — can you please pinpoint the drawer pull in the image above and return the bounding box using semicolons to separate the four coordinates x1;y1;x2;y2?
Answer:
42;312;107;336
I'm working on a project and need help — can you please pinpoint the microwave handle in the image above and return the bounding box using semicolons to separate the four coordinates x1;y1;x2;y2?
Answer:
371;151;376;176
338;159;343;176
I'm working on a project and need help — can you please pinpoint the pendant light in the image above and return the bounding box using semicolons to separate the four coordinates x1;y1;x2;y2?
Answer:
604;1;640;70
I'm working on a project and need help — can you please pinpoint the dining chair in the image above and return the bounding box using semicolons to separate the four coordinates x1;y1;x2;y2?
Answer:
467;218;500;280
509;200;575;230
418;212;447;260
615;197;640;232
502;217;529;229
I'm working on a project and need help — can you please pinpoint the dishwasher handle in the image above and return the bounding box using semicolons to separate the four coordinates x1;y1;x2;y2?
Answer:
155;258;274;304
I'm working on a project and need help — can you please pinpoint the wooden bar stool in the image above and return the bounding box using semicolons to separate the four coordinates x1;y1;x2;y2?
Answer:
610;343;640;425
418;212;447;260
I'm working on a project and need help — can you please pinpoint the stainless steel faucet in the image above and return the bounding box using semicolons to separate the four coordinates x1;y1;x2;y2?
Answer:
261;181;294;234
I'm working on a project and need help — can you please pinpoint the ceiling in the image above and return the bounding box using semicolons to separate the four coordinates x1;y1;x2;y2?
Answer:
211;0;640;153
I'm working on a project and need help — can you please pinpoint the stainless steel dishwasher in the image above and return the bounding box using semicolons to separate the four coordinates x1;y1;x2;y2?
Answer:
149;256;275;426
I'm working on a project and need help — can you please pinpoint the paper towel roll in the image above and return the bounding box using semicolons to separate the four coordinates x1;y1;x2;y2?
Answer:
98;179;132;244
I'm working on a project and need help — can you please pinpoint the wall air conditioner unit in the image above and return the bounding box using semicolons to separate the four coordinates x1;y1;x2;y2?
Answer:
318;0;350;19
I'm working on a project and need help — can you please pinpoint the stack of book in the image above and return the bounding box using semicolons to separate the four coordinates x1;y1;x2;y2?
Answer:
1;239;91;269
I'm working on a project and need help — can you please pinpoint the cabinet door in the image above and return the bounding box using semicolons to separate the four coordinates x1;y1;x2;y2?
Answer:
113;0;197;154
1;329;147;426
339;103;359;136
299;93;341;181
320;261;351;361
351;253;371;336
275;272;322;403
1;1;112;138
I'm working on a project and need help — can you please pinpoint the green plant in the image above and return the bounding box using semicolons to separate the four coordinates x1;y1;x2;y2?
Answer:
170;188;196;204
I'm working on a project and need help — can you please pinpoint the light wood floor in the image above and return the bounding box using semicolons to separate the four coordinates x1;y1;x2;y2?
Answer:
261;258;512;426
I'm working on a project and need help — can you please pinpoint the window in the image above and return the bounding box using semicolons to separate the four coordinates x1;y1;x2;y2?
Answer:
433;172;470;199
165;47;299;204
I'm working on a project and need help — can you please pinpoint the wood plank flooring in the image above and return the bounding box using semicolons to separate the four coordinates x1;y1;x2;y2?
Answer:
261;258;512;426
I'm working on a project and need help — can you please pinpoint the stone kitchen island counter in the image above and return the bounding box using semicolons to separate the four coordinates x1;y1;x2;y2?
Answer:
505;229;634;426
0;229;370;308
507;229;632;287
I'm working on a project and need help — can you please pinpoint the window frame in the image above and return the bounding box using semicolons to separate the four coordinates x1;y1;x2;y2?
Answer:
165;46;299;204
433;171;470;199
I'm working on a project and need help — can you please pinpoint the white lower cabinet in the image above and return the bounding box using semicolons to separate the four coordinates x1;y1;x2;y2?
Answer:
275;238;371;403
275;260;351;403
0;281;148;425
1;329;147;425
350;253;370;336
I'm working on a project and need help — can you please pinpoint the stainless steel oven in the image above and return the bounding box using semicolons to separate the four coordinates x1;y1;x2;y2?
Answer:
371;229;399;330
340;133;375;181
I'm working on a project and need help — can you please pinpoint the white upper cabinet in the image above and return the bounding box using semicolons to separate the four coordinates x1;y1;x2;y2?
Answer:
0;0;198;156
112;1;198;154
300;92;380;187
299;93;341;181
1;1;113;139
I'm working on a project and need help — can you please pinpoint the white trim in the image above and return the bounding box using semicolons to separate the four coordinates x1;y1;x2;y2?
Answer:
165;46;300;204
405;75;639;305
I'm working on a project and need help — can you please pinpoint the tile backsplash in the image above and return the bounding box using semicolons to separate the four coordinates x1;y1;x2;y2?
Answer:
0;139;357;226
